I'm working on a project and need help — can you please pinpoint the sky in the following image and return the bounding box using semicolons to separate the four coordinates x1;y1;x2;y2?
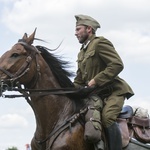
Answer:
0;0;150;149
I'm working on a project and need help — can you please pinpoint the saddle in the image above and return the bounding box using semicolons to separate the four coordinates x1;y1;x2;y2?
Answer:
128;113;150;143
117;105;150;148
117;105;133;148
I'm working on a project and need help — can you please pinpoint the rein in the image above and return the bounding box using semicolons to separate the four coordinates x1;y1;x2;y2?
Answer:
0;41;95;99
3;87;80;98
0;41;85;98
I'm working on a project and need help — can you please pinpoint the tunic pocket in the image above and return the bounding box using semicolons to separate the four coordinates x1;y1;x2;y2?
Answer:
85;50;95;59
83;50;98;68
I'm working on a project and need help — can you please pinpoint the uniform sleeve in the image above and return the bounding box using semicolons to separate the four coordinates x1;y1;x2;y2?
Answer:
94;38;124;87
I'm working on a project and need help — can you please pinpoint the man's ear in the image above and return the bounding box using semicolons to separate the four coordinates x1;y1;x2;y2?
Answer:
87;26;93;33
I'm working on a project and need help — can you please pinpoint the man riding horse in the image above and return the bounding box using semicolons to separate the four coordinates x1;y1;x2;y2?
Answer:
73;14;134;150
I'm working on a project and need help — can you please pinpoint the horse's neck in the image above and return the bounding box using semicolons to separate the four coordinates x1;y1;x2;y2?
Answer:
31;95;73;138
35;64;60;88
30;67;74;137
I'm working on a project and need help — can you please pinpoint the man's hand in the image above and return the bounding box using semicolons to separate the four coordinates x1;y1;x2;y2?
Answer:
88;79;96;87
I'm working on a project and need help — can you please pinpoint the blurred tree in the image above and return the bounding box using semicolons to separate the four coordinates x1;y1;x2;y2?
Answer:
6;146;18;150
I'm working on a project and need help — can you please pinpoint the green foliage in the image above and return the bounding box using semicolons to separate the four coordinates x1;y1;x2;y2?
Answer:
6;146;18;150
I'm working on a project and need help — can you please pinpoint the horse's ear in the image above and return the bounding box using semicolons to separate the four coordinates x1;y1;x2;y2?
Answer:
26;28;37;45
22;33;28;41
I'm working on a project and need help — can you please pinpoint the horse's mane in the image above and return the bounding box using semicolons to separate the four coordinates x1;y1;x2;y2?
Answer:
36;45;75;88
35;46;87;112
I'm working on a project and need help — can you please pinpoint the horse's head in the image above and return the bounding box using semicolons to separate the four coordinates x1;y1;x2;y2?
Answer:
0;29;39;92
0;28;74;97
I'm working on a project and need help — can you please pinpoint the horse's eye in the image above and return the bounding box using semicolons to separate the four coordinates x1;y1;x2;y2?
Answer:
11;53;20;58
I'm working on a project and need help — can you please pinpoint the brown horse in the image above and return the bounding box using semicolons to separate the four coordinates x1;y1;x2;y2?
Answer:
0;29;95;150
0;30;149;150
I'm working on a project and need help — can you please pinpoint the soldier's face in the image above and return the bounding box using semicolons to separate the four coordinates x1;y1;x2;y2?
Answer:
75;25;89;44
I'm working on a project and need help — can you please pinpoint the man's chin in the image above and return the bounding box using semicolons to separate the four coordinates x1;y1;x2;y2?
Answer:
78;39;84;44
79;41;83;44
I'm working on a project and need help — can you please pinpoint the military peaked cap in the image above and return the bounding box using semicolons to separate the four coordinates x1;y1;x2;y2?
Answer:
75;14;100;31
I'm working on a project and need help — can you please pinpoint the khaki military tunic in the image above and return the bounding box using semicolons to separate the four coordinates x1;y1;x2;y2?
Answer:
74;35;134;99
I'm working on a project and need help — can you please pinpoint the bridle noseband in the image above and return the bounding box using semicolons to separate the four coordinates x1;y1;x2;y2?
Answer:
0;55;32;81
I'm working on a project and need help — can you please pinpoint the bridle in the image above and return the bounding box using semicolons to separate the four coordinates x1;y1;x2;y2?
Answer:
0;41;40;97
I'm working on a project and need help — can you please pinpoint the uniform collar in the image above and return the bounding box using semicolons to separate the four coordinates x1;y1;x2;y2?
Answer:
81;35;96;50
83;40;90;49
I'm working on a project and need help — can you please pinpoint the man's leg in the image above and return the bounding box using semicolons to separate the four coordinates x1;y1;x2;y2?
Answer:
102;95;124;150
105;122;122;150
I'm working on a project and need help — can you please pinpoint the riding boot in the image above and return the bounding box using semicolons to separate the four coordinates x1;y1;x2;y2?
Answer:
105;122;122;150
